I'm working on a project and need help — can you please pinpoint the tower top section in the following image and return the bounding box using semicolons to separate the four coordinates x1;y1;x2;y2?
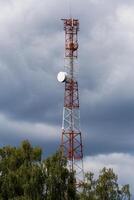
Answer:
62;18;79;31
62;18;79;58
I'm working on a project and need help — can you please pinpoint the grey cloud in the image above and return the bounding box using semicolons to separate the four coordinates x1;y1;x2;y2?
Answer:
0;0;133;156
0;113;60;156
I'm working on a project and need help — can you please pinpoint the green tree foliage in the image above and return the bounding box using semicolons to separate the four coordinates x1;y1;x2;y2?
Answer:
80;168;131;200
0;141;76;200
0;141;131;200
43;151;77;200
80;172;97;200
0;140;44;200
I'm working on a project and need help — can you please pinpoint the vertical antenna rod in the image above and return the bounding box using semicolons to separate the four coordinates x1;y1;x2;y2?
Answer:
57;18;84;185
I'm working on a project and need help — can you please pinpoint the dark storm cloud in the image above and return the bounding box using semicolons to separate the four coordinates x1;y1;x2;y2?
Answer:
75;0;134;156
0;0;64;123
0;0;133;158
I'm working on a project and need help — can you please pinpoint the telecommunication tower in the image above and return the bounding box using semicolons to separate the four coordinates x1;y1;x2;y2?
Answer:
57;18;84;184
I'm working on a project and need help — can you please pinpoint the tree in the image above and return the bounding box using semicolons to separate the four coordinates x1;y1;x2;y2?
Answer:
80;168;131;200
0;141;77;200
43;151;77;200
0;140;44;200
80;172;97;200
96;168;119;199
0;141;131;200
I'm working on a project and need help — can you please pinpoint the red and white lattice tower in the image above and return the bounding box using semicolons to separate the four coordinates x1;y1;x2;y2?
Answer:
57;18;84;184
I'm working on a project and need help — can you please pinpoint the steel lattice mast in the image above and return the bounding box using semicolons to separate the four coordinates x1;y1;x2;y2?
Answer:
57;18;84;184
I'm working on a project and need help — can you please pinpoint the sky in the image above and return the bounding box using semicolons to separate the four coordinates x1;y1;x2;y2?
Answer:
0;0;134;197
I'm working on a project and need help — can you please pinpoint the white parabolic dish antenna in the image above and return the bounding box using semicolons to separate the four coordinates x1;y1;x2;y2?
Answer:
57;71;67;82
